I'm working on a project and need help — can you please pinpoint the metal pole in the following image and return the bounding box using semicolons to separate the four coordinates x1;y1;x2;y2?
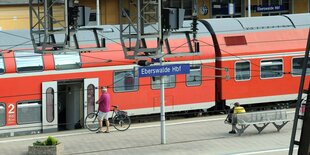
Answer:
137;0;141;51
308;0;310;13
29;0;34;47
96;0;100;26
289;28;310;155
44;0;49;40
292;0;295;14
248;0;251;17
192;0;197;41
298;82;310;155
159;0;166;145
65;0;69;47
160;60;166;145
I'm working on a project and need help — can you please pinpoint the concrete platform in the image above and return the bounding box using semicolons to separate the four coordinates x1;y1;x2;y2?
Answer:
0;110;300;155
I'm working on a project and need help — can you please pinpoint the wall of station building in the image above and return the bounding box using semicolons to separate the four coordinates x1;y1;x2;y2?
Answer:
0;6;29;30
0;0;309;30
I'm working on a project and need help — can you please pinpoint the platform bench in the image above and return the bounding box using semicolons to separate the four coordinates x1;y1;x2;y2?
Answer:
232;109;291;135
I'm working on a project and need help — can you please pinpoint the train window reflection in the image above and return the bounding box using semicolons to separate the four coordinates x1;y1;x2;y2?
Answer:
235;61;251;81
151;75;176;89
0;56;4;74
54;52;81;70
87;84;95;114
186;65;202;86
15;51;43;72
114;70;138;92
292;57;310;76
46;88;54;123
17;102;42;124
0;103;5;127
260;59;283;79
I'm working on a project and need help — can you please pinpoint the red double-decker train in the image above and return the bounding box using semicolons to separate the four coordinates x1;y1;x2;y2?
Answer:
0;13;309;136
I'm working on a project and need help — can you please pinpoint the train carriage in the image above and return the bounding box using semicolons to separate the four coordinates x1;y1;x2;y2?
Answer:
0;25;216;136
207;14;310;108
0;13;310;137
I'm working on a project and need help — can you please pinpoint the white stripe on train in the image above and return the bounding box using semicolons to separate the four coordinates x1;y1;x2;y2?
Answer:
0;59;214;79
0;94;297;137
0;51;306;79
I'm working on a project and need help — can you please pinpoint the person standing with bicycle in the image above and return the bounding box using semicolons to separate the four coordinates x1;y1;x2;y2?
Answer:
96;86;111;133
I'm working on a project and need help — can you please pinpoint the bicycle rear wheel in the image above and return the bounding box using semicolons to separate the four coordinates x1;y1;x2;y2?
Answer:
85;112;99;131
112;113;131;131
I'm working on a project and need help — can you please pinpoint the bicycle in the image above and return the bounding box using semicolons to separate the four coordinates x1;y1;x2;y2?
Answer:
85;105;131;132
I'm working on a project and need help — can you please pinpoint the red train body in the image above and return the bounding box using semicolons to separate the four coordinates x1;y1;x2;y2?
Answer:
0;13;309;136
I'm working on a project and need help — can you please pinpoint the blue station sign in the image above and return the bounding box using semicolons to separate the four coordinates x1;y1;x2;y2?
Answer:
138;64;190;77
256;5;285;12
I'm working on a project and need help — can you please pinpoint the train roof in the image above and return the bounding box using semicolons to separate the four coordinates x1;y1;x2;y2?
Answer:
1;13;310;62
284;13;310;28
0;25;123;50
200;13;310;34
0;0;63;5
0;0;28;5
197;14;310;57
1;13;309;50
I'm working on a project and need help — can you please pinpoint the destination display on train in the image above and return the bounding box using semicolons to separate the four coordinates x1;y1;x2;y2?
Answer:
138;64;190;77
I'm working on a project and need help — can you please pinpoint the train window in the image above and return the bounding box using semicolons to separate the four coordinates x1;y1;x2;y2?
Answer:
0;103;5;127
114;70;138;92
292;57;310;76
260;59;283;79
235;61;251;81
186;65;202;86
87;84;95;114
17;101;42;124
46;88;54;123
15;51;44;72
54;52;81;70
0;55;4;74
151;75;176;89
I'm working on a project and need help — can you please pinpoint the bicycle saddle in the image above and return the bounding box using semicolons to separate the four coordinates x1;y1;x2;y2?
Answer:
112;105;118;108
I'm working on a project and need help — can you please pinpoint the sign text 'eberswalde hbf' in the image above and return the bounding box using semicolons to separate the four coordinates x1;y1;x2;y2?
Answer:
138;64;190;77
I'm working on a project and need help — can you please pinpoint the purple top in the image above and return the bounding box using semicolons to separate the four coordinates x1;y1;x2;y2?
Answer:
98;92;110;112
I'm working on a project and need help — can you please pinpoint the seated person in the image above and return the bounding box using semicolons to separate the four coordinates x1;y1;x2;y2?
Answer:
229;102;246;134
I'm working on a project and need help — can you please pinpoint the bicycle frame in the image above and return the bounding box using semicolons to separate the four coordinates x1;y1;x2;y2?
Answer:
93;106;119;123
85;105;131;132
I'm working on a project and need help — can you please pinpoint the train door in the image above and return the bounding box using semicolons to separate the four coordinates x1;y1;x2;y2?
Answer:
83;78;99;127
42;81;58;133
57;80;83;131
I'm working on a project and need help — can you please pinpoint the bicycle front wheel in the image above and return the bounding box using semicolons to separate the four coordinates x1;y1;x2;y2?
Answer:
112;113;131;131
85;112;99;131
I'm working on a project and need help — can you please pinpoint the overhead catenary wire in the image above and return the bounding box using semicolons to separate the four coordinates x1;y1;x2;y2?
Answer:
0;27;307;57
0;38;302;98
0;70;298;99
197;38;303;75
0;23;309;99
0;32;307;53
0;36;305;78
0;20;309;51
0;38;305;90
